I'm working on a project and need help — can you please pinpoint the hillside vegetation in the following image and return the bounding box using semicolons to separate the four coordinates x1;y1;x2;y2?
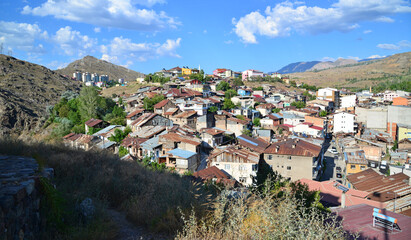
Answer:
56;56;144;82
0;55;81;136
289;51;411;88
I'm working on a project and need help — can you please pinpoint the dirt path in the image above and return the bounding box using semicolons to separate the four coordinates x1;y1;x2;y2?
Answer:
107;209;172;240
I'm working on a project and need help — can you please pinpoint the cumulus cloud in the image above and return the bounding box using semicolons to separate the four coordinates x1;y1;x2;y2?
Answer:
363;30;372;34
0;21;48;53
233;0;411;43
368;54;385;59
377;40;411;50
53;26;97;57
101;37;182;65
94;27;101;33
22;0;179;31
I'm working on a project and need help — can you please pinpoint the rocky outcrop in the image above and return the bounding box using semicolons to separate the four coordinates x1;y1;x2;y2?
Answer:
0;155;53;240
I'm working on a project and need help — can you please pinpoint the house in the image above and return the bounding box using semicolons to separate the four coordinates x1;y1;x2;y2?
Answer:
256;103;276;117
306;99;334;111
130;113;173;131
84;118;106;134
159;148;198;173
397;123;411;142
193;166;239;187
333;112;356;134
282;112;305;126
263;138;322;181
196;113;215;131
200;128;225;147
291;122;323;138
340;95;357;108
231;96;254;109
393;96;411;106
170;110;198;129
153;99;175;115
93;125;124;142
208;146;259;186
387;105;411;140
129;125;167;139
237;88;252;96
260;113;283;130
242;69;264;81
237;134;270;155
227;117;250;137
298;179;386;208
254;129;274;143
316;87;340;107
159;132;202;163
121;137;148;158
62;133;82;148
126;109;145;126
75;134;98;151
344;150;368;175
140;136;163;161
347;169;411;213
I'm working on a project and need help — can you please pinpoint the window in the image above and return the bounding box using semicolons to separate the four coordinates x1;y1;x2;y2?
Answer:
268;155;272;160
360;166;366;170
252;164;258;171
225;164;231;170
287;166;291;170
350;164;356;169
239;165;246;171
239;177;246;183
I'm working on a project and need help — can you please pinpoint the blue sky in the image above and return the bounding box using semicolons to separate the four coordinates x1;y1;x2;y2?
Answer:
1;0;410;74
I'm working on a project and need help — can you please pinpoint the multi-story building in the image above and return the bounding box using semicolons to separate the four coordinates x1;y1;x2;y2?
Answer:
263;139;322;181
316;87;340;107
387;105;411;140
91;73;99;82
242;69;264;81
333;112;356;134
82;72;91;82
340;95;357;108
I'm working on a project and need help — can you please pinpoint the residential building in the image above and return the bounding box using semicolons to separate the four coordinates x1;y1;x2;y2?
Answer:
242;69;264;81
231;96;255;109
255;103;275;116
387;105;411;140
393;96;411;106
159;148;198;173
227;117;250;137
200;128;225;147
344;150;368;175
316;87;340;107
208;146;259;186
397;123;411;142
153;99;175;115
340;95;357;108
260;113;283;130
193;166;239;187
170;110;197;129
84;118;106;134
130;113;173;132
263;138;322;181
333;112;356;134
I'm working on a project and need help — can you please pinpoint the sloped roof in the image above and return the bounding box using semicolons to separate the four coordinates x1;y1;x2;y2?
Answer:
174;110;197;119
126;109;145;118
167;148;197;159
209;146;259;164
160;132;201;146
264;138;321;157
153;99;169;109
131;113;158;127
237;134;270;154
227;117;249;125
85;118;103;127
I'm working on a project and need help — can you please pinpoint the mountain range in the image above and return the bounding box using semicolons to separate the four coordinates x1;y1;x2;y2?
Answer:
56;55;145;81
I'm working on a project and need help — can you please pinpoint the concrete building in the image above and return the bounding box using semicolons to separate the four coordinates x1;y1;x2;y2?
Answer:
316;87;340;107
82;72;91;82
333;112;356;134
242;69;264;81
387;105;411;140
340;95;357;108
355;107;387;131
397;123;411;142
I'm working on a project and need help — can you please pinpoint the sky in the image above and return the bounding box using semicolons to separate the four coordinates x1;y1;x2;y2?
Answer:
0;0;411;74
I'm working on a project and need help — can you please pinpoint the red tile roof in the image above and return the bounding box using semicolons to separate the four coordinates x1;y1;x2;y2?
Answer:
159;132;201;146
264;138;321;157
153;99;169;109
85;118;103;127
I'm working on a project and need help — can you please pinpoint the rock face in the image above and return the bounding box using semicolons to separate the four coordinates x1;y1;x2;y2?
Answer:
276;61;321;74
56;55;145;82
0;155;53;240
0;54;81;136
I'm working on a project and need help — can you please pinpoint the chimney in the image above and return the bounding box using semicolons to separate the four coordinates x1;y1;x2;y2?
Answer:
292;144;296;148
276;145;280;153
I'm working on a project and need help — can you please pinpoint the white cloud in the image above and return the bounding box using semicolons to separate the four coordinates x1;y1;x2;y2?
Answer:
233;0;411;43
224;40;234;44
377;40;411;50
0;21;48;53
101;37;182;65
375;16;395;22
22;0;179;31
53;26;97;57
94;27;101;33
321;56;336;62
363;30;372;34
347;56;360;61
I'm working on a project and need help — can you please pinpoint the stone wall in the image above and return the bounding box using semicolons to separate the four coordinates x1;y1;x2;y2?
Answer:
0;155;53;240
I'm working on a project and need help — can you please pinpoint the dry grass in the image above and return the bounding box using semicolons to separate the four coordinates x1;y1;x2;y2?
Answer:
100;82;159;97
0;138;207;237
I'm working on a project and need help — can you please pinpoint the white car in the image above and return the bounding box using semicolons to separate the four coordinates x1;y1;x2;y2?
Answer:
328;149;338;154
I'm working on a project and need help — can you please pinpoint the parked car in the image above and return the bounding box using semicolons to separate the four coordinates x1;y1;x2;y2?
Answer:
336;173;343;178
380;160;387;169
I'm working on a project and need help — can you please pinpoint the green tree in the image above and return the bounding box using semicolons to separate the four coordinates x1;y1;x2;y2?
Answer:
237;115;245;121
232;77;244;87
291;101;306;109
208;106;218;113
252;160;286;196
225;89;238;98
78;87;100;121
108;127;132;143
241;129;252;137
278;127;284;134
253;117;261;127
272;108;281;113
118;146;129;158
58;105;70;118
319;110;328;117
222;97;236;110
143;94;165;111
216;81;230;91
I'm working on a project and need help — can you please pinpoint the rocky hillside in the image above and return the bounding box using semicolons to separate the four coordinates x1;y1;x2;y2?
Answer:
289;51;411;88
56;55;144;81
276;61;321;74
0;55;81;136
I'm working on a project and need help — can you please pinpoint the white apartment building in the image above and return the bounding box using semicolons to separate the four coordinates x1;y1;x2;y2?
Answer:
340;95;357;108
242;69;264;81
333;112;356;133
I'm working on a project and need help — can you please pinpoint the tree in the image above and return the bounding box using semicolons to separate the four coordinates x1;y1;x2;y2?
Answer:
291;101;306;109
278;127;284;134
252;160;286;195
108;127;132;143
78;87;100;121
216;81;230;91
225;89;238;98
319;110;328;117
253;117;261;127
208;106;218;113
241;129;252;137
143;94;165;111
232;77;244;87
272;108;281;113
222;97;236;110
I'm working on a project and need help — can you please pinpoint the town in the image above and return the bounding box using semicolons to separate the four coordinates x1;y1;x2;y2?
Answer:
60;66;411;227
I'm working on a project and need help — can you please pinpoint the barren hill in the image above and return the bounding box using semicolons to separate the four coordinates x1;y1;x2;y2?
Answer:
308;58;358;71
0;55;81;136
289;52;411;88
56;56;145;81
